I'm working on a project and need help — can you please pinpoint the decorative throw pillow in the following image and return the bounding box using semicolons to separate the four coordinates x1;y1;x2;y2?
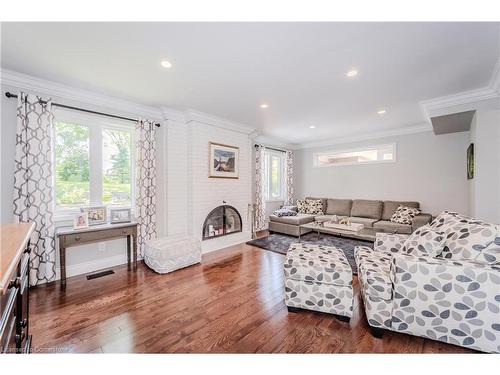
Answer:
296;200;307;214
431;211;499;263
402;224;446;257
390;205;421;225
305;199;324;215
273;208;298;217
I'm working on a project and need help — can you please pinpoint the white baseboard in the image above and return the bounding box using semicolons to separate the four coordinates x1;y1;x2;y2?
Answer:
44;232;250;283
55;254;129;281
201;231;252;254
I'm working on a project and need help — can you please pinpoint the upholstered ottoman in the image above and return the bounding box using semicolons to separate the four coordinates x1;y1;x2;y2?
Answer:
144;235;201;274
283;243;354;321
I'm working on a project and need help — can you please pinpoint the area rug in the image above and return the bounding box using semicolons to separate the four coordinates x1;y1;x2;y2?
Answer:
246;232;373;274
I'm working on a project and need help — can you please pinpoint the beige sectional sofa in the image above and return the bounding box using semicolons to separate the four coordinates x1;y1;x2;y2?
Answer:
268;197;432;237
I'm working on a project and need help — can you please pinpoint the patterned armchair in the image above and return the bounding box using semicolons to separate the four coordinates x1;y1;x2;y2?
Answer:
355;212;500;353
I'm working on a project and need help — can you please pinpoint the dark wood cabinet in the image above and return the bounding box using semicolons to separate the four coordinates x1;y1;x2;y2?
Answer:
0;223;34;354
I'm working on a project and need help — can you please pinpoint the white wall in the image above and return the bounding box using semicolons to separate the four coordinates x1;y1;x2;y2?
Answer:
164;117;189;236
294;130;470;216
469;108;500;223
187;119;252;252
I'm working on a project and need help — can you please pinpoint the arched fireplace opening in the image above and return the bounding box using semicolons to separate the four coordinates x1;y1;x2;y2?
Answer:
202;205;242;240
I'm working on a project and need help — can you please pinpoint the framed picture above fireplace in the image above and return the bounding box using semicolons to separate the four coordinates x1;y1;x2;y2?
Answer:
209;142;239;179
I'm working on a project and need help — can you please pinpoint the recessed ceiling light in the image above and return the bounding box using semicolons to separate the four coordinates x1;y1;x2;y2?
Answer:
309;125;316;129
377;109;387;115
260;104;269;109
346;69;358;77
160;60;172;69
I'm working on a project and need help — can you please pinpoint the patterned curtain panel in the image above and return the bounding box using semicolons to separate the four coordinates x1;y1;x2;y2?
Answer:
254;145;267;231
284;150;294;206
13;93;56;285
135;119;158;256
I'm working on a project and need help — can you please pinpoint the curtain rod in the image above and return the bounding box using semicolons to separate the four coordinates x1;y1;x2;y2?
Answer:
254;144;287;153
5;92;161;128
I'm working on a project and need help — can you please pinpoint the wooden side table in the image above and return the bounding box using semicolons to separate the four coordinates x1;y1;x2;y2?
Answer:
56;222;138;286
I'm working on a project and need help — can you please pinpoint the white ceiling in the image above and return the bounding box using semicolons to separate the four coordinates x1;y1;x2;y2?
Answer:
1;22;499;144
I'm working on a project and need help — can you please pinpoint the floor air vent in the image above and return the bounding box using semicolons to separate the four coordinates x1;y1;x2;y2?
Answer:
86;270;115;280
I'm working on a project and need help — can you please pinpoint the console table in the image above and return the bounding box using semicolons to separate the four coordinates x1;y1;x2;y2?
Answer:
56;222;138;286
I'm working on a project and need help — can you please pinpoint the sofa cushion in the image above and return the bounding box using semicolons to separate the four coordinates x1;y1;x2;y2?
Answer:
354;246;392;300
269;213;315;225
348;217;378;228
390;205;421;225
382;201;420;220
373;220;413;234
431;211;499;264
402;224;446;257
350;199;383;220
412;213;433;230
284;243;352;286
305;197;328;214
326;199;353;216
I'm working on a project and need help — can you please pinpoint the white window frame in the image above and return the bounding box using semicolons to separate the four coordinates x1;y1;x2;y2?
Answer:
53;108;136;222
264;149;286;202
312;143;397;168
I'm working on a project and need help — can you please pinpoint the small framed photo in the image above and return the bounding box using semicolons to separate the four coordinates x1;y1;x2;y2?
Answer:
209;142;239;179
73;212;89;229
110;208;132;224
81;206;107;225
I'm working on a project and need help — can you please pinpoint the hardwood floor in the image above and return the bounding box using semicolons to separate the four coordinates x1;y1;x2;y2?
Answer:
29;241;475;353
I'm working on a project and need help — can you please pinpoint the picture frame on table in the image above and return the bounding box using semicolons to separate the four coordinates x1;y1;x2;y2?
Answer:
80;206;107;226
73;212;89;229
110;208;132;224
208;142;239;179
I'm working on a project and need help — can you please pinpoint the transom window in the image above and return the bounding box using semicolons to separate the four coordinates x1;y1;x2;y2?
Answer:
54;109;135;218
264;149;285;201
313;143;396;168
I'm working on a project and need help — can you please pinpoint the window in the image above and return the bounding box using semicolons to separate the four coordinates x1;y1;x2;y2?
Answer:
54;122;90;208
102;128;132;205
264;150;285;201
313;143;396;168
54;110;134;218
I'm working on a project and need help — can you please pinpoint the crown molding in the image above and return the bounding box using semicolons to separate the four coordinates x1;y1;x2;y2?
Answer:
160;106;186;123
294;123;432;150
489;57;500;94
252;133;297;150
1;69;163;121
419;87;499;120
1;69;257;135
420;57;500;121
184;109;256;135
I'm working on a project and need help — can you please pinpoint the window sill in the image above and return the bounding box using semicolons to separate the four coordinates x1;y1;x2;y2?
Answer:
55;206;134;225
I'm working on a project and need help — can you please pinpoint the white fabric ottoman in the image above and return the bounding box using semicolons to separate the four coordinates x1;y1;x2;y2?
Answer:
283;243;354;321
144;235;201;274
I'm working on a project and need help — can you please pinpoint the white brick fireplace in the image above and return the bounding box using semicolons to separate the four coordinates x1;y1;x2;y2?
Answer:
161;109;254;253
